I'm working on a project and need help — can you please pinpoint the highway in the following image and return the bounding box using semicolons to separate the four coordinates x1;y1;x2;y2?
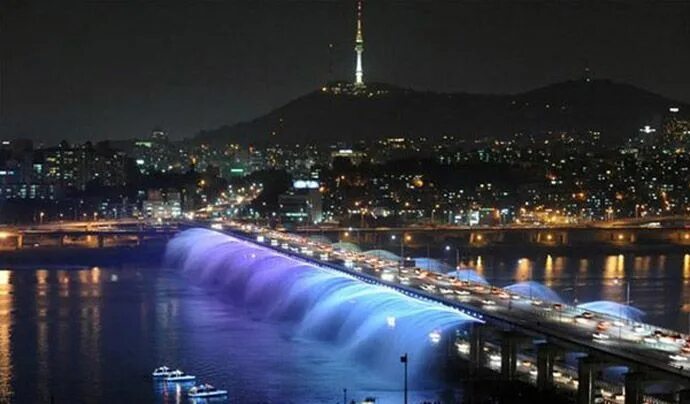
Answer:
217;221;690;391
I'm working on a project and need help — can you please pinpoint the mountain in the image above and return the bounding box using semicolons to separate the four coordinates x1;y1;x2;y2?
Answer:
194;79;690;146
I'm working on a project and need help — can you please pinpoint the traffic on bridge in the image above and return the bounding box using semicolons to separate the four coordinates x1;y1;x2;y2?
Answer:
214;220;690;404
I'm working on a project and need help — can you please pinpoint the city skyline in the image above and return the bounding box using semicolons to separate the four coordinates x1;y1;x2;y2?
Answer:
1;0;690;142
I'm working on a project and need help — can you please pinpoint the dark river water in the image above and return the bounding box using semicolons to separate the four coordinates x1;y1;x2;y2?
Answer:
0;251;688;403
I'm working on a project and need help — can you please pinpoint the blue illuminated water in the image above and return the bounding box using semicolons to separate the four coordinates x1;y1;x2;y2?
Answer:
504;281;564;303
166;229;477;380
2;237;690;402
0;265;468;403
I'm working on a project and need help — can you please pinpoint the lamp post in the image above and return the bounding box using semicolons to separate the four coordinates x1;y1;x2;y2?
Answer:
392;234;411;278
613;277;631;306
400;353;408;404
613;277;633;339
560;287;574;323
445;244;461;275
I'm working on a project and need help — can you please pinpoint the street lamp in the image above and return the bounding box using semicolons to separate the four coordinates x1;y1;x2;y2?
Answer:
39;211;45;225
392;234;411;278
400;353;408;404
613;277;631;306
613;277;632;338
445;244;461;273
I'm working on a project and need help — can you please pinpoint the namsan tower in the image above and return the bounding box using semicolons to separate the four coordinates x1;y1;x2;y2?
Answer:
354;0;365;87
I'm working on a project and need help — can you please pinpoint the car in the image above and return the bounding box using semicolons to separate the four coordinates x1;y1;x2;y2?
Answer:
552;303;563;311
596;321;611;332
643;335;658;344
582;311;594;319
592;332;610;340
482;299;496;306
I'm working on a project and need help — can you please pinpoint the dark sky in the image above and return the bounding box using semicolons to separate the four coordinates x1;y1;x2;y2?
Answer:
2;0;690;143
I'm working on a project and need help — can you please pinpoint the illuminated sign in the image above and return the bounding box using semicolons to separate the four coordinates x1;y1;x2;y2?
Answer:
293;180;319;189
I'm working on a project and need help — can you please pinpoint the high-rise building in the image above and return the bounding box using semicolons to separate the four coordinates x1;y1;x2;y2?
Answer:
354;0;364;87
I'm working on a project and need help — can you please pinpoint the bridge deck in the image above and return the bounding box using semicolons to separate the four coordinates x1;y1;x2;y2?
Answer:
222;224;690;383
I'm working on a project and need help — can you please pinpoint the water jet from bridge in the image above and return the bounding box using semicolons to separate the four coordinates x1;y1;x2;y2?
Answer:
414;258;453;273
577;301;645;322
166;228;478;379
363;249;399;261
504;281;563;303
446;269;488;285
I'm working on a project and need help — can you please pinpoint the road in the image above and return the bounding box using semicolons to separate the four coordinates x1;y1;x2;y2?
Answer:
218;221;690;387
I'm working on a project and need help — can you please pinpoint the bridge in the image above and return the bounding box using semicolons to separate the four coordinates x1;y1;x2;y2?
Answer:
293;221;690;252
0;219;181;250
220;221;690;404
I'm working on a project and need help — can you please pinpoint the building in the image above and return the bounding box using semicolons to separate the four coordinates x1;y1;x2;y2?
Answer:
38;141;94;190
330;148;367;166
278;181;323;224
142;189;182;219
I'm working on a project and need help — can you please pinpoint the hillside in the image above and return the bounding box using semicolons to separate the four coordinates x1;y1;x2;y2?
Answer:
195;79;690;146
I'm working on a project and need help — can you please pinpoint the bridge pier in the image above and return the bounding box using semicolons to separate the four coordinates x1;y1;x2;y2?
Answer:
577;356;602;404
97;235;105;248
469;324;484;374
536;343;556;391
679;388;690;404
624;371;645;404
500;331;519;381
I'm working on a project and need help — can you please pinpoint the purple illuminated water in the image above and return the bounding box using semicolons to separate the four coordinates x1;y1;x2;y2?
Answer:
1;234;689;402
166;229;477;382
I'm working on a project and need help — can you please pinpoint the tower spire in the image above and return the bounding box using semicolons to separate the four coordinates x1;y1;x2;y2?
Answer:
354;0;364;87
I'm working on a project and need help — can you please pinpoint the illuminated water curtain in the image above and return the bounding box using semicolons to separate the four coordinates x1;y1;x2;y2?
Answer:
166;229;478;377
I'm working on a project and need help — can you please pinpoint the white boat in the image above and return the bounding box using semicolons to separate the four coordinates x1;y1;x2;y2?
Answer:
188;384;228;398
165;370;196;382
152;366;174;378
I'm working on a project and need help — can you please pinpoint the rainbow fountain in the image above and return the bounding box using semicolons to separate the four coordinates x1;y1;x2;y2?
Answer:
166;228;479;378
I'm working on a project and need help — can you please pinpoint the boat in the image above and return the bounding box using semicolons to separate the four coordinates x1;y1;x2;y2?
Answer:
188;384;228;398
165;370;196;382
152;366;174;378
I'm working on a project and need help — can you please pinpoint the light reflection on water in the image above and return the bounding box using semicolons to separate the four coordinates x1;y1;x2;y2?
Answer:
459;252;690;331
0;266;466;403
0;252;688;401
0;270;12;403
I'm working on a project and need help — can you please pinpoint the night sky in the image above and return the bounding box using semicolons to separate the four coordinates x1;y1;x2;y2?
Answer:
2;0;690;143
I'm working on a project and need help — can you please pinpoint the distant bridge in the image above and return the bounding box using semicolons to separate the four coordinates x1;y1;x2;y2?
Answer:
293;219;690;251
0;220;182;250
